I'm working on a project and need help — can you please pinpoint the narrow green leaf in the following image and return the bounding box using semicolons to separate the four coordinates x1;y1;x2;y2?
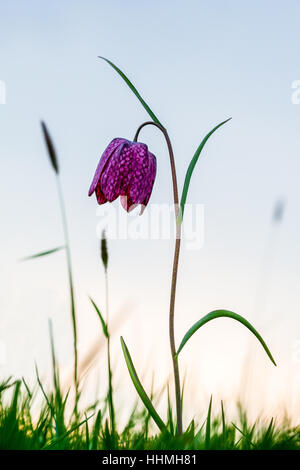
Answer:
0;377;14;394
263;417;274;443
20;245;65;261
92;410;102;450
205;395;213;449
167;385;174;436
221;400;226;443
85;412;90;450
48;318;60;394
89;297;108;338
42;414;94;449
231;422;256;448
22;377;32;400
10;381;21;415
35;364;56;427
98;57;162;126
120;336;168;433
179;118;231;221
176;309;276;366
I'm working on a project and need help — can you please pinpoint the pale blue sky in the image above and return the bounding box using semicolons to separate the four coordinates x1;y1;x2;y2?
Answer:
1;0;300;422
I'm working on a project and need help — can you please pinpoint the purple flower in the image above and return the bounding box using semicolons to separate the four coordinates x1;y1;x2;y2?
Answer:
89;138;157;214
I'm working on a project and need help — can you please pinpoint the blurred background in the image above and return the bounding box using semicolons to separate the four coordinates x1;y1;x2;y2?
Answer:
1;0;300;426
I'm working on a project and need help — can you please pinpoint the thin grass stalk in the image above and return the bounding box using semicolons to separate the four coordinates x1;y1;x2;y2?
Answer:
40;121;78;415
49;319;59;392
56;177;78;414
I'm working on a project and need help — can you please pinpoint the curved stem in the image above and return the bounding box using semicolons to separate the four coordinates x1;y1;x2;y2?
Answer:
134;122;179;209
134;121;183;435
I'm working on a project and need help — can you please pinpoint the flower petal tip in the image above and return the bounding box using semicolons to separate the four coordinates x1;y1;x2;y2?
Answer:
139;204;146;215
88;186;94;197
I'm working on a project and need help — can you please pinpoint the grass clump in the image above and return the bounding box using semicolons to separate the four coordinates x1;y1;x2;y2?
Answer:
0;374;299;450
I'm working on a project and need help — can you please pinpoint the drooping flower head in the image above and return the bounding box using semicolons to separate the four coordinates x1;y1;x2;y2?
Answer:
89;138;156;214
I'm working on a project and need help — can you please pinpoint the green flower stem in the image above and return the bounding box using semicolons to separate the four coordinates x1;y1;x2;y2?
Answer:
134;121;183;435
169;226;182;435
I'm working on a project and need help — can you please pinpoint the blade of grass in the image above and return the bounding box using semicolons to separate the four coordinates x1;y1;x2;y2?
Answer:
176;309;276;366
43;414;94;449
167;385;174;436
265;417;274;438
40;121;78;414
35;364;56;428
22;377;32;400
205;395;212;449
0;377;15;394
221;400;226;443
231;422;256;449
92;410;102;450
49;319;59;392
10;380;21;416
261;417;274;447
85;413;90;450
